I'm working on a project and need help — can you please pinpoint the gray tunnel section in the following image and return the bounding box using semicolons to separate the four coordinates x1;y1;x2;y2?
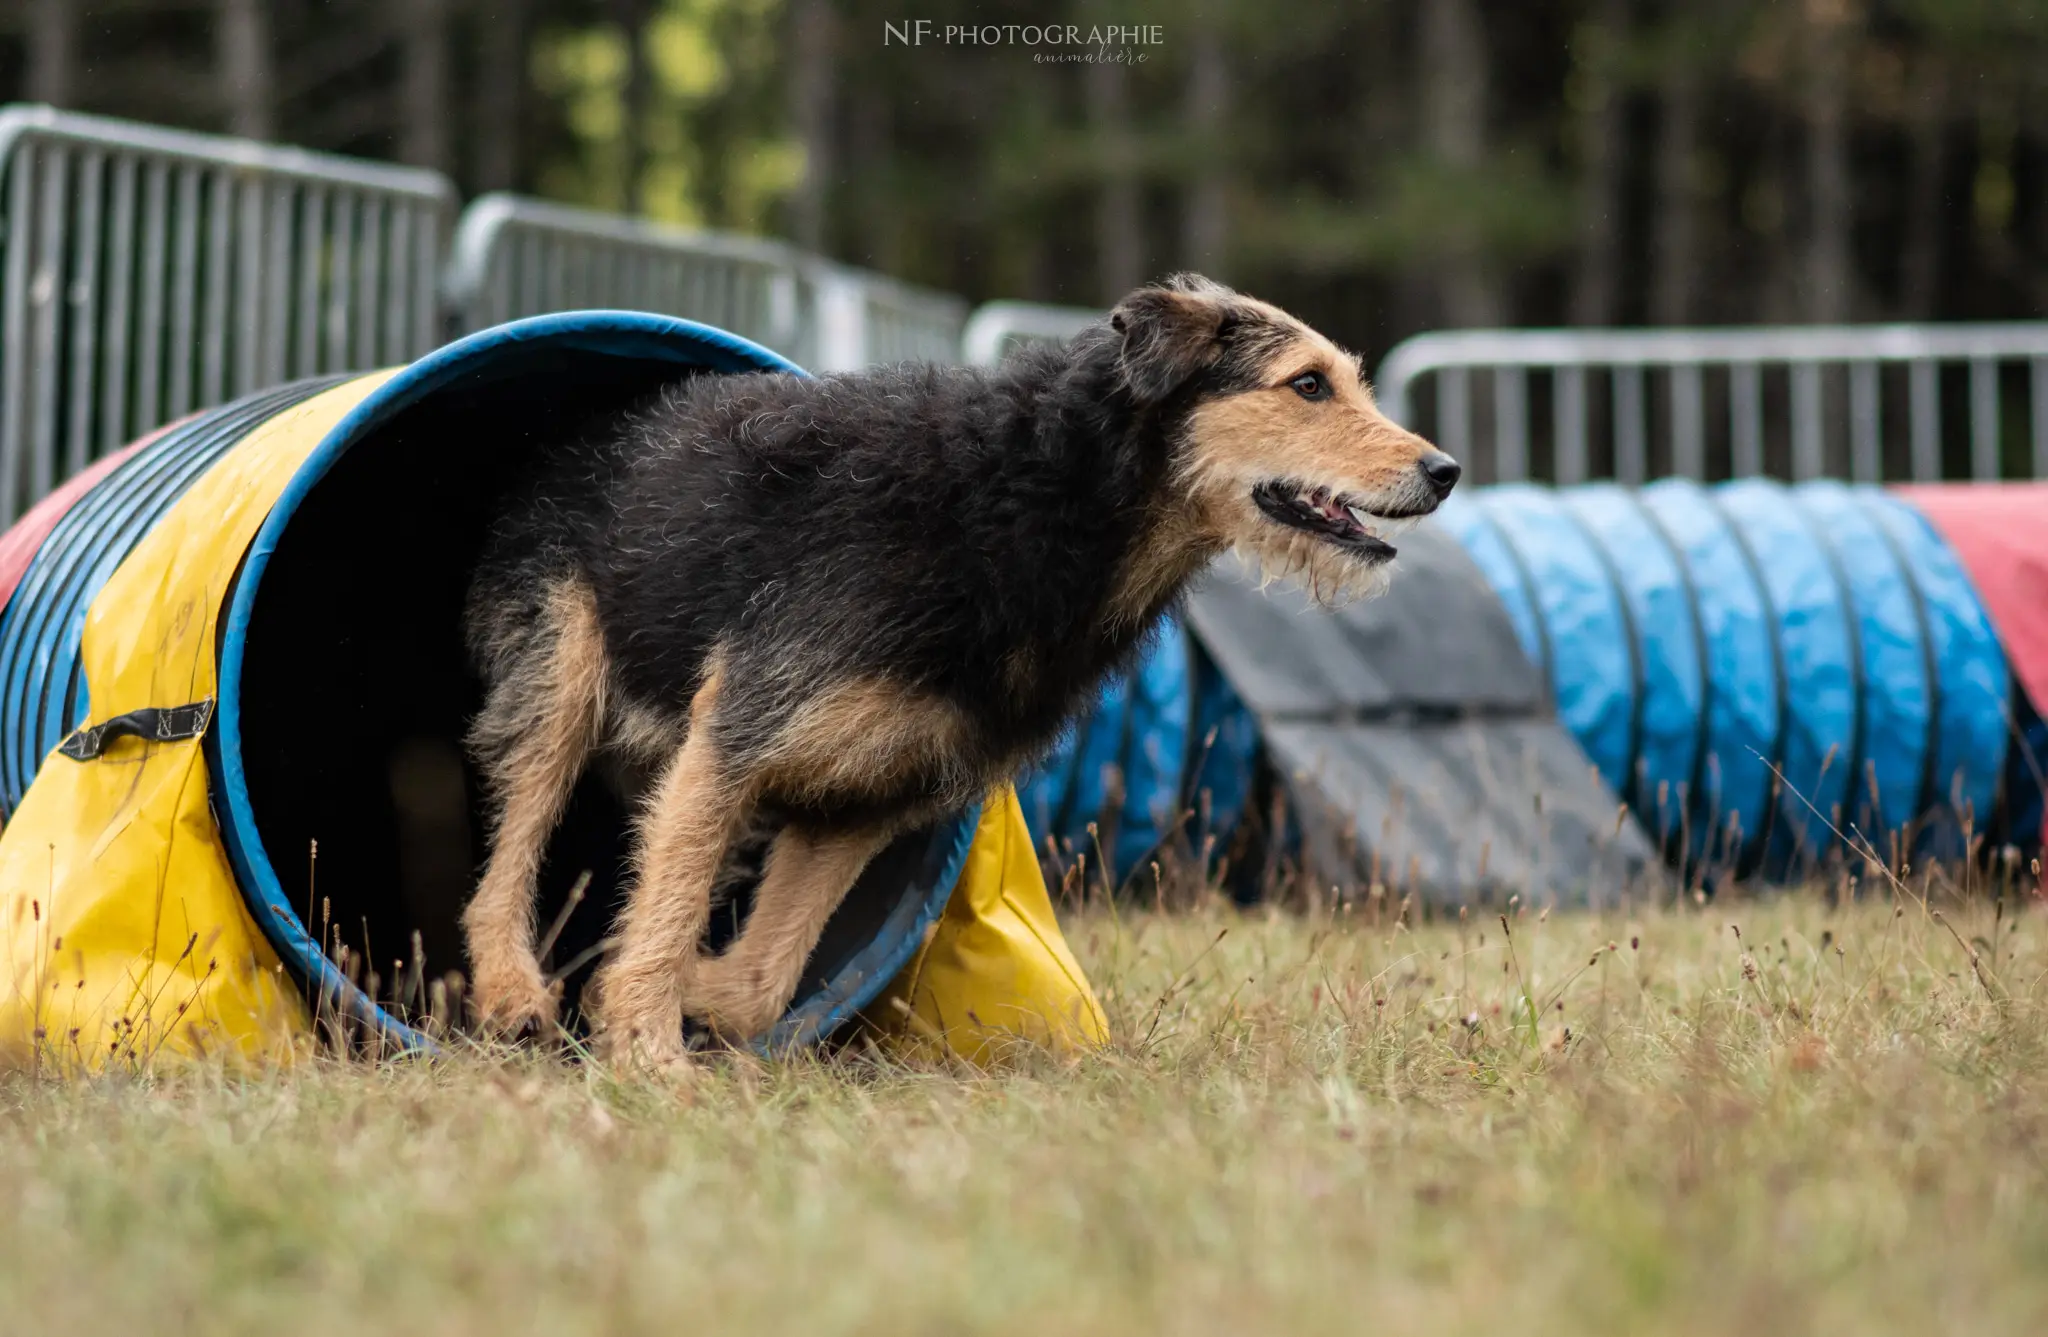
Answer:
1186;526;1659;906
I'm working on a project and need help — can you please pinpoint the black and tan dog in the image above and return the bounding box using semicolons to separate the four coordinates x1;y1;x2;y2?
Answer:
461;274;1459;1065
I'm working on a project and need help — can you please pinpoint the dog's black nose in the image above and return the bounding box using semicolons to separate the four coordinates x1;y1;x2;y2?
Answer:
1419;451;1462;497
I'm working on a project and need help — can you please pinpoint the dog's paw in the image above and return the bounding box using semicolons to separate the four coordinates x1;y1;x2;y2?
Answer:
686;955;792;1043
589;1016;695;1075
468;954;559;1039
585;965;696;1073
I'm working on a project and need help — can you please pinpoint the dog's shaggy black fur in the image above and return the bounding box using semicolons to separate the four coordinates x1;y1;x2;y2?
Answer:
474;315;1239;824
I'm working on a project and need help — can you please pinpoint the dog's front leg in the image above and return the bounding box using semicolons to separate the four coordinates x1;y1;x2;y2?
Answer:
462;582;607;1037
687;823;891;1042
589;686;739;1069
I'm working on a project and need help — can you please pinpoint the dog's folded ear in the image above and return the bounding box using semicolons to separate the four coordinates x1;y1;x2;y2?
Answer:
1110;280;1227;404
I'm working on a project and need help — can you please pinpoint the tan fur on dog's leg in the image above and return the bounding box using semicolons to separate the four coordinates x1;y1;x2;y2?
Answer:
463;581;607;1035
588;671;739;1068
687;824;891;1042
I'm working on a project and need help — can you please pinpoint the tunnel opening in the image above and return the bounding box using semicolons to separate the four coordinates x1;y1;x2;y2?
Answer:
211;318;976;1048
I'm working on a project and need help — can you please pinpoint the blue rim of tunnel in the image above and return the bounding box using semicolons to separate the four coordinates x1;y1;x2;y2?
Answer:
209;310;981;1054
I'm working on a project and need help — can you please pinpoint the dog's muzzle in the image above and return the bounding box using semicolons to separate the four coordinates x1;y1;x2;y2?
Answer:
1250;481;1415;559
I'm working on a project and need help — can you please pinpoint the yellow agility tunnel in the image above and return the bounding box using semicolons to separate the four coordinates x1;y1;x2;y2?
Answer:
0;312;1105;1069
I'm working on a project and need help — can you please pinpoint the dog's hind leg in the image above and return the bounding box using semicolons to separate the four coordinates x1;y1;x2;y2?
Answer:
587;667;742;1068
679;676;969;1042
462;579;607;1036
686;823;892;1042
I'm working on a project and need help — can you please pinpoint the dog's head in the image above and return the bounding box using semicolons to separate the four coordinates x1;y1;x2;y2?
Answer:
1110;274;1459;602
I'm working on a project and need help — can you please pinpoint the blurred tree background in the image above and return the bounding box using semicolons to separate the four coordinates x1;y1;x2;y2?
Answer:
2;0;2046;357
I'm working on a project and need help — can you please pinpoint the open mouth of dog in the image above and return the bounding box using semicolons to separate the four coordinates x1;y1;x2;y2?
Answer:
1250;480;1424;559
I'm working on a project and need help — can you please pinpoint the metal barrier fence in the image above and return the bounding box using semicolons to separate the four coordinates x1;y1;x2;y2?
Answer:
445;193;810;359
0;105;974;527
12;104;2048;522
1376;324;2048;486
0;105;454;524
817;264;969;371
446;192;968;372
962;300;1098;366
965;312;2048;487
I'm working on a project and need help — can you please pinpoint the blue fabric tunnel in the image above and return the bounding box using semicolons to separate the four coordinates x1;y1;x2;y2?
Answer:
1433;479;2019;881
1017;617;1258;888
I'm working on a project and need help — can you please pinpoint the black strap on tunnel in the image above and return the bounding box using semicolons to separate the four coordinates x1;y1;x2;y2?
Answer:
1700;488;1789;875
2;373;354;806
58;699;215;761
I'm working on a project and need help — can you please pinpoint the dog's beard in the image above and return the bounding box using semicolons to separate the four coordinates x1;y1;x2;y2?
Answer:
1231;525;1395;608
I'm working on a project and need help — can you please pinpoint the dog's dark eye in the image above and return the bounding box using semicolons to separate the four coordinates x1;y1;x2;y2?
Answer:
1290;372;1329;401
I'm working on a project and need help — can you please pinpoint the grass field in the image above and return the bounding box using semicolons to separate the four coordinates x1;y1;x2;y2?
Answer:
3;876;2045;1336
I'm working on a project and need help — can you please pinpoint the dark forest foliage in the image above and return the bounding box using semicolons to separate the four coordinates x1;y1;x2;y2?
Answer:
4;0;2046;357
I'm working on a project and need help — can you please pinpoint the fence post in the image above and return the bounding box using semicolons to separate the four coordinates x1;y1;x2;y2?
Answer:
810;265;870;373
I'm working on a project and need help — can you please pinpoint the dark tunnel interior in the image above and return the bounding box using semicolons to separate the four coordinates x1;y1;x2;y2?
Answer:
226;345;942;1036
